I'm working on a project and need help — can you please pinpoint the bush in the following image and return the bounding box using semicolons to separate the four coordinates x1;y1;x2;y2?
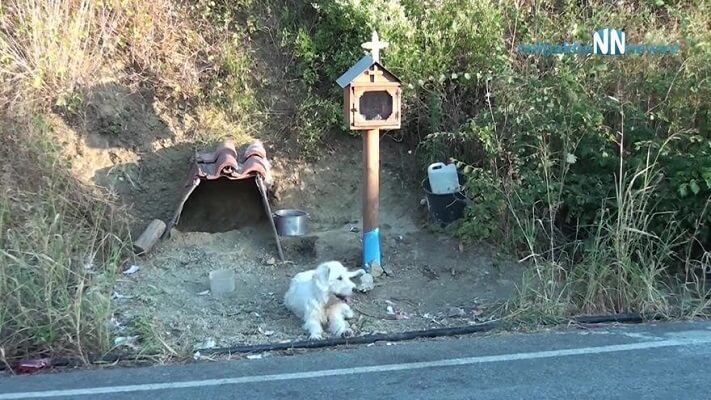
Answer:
279;0;711;315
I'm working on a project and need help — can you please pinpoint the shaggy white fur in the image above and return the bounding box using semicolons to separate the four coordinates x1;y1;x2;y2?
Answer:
284;261;365;340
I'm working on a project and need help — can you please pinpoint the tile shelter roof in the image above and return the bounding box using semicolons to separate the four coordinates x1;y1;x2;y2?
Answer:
192;139;273;184
166;138;275;234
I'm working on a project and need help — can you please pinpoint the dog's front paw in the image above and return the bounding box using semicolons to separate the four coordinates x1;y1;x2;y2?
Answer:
331;324;353;338
308;332;323;340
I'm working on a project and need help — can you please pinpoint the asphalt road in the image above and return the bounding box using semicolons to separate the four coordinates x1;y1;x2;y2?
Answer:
3;320;711;400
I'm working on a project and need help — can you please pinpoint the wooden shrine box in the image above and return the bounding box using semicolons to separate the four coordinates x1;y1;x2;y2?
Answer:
336;55;402;130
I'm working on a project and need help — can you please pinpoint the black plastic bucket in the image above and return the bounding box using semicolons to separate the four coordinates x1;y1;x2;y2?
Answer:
422;173;468;226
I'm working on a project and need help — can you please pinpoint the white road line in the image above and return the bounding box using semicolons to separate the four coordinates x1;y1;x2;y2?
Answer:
3;334;711;399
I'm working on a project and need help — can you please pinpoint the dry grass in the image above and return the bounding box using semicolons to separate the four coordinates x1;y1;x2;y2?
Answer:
0;0;120;112
0;0;218;113
0;117;130;365
503;124;711;324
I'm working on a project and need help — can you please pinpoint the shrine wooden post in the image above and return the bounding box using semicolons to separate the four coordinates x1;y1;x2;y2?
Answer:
336;31;402;272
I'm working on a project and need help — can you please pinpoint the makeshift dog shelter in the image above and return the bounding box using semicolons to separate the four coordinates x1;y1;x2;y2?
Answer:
166;138;284;261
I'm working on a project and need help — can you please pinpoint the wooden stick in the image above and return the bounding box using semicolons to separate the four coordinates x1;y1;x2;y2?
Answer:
133;219;166;255
256;175;285;262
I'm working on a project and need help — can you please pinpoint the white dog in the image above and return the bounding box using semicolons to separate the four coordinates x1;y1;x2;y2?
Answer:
284;261;365;340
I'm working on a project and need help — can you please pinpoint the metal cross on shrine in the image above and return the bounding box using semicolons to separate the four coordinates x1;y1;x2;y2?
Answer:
361;31;389;63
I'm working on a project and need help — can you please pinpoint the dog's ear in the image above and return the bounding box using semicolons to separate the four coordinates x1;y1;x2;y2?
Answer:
348;268;366;279
314;263;331;289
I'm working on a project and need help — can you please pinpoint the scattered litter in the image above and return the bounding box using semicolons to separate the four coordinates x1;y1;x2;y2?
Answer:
447;307;466;318
357;273;375;292
194;337;217;350
264;257;276;266
209;269;235;296
15;358;52;374
386;305;395;315
122;265;141;275
349;226;360;233
114;335;140;348
390;311;410;320
111;292;134;300
258;327;275;336
106;316;121;331
193;351;213;361
246;354;263;360
197;290;210;296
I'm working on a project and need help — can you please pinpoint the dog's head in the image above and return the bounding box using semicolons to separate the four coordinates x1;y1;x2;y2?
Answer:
313;261;365;303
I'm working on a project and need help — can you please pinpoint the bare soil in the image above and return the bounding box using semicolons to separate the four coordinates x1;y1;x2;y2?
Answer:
54;79;525;353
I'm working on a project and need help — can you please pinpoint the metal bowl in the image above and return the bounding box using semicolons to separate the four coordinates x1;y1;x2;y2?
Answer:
272;209;308;236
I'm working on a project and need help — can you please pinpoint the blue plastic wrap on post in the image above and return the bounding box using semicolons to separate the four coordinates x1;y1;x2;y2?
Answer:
363;228;381;271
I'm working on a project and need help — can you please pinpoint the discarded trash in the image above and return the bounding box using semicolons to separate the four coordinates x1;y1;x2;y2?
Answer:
264;257;277;265
194;338;217;350
122;265;141;275
447;307;466;318
114;335;140;348
393;311;410;320
15;358;52;374
349;226;360;233
385;305;410;320
357;273;375;292
246;354;263;360
209;269;236;296
198;290;210;296
106;316;121;331
258;327;275;336
111;292;134;300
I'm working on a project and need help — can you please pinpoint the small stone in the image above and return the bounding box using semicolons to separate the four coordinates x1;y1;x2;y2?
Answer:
370;263;385;278
357;273;375;292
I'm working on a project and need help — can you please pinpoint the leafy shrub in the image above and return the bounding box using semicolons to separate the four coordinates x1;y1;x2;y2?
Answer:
278;0;711;314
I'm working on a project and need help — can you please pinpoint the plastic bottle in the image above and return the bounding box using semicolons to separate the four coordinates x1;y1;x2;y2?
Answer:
427;162;460;194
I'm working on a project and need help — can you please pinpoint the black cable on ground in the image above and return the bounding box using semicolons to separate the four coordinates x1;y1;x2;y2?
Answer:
198;312;664;356
200;322;499;355
5;312;668;372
